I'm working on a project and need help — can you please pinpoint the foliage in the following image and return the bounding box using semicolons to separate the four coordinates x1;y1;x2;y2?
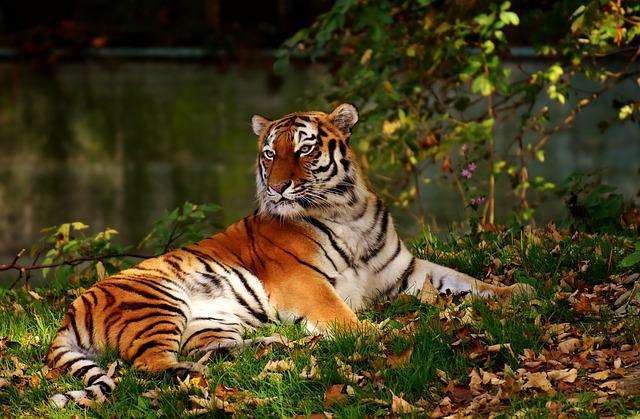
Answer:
559;172;628;233
0;223;639;416
276;0;640;226
139;202;221;254
0;202;220;288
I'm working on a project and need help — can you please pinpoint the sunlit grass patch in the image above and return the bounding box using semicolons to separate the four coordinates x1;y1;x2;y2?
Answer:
0;227;639;416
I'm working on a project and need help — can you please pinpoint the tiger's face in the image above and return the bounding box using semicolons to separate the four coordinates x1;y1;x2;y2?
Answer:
251;103;361;218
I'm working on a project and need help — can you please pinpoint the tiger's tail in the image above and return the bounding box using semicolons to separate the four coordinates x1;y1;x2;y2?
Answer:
46;317;116;408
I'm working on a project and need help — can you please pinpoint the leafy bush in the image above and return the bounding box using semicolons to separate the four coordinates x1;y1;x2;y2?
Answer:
276;0;640;226
0;202;220;289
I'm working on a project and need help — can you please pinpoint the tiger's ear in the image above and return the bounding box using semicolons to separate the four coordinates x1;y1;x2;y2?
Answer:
329;103;358;134
251;115;271;136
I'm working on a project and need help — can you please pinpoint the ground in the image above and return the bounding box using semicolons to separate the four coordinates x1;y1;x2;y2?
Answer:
1;225;639;417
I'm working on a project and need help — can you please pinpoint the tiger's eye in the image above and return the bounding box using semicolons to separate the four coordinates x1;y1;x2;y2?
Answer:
299;145;313;155
263;149;275;159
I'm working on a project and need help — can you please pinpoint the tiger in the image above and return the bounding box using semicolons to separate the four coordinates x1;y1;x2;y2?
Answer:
45;103;532;407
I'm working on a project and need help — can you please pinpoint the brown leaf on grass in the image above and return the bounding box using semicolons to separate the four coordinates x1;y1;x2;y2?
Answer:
263;359;295;372
323;384;346;407
387;346;413;368
214;384;239;400
487;343;514;356
335;357;364;383
589;370;610;381
254;345;272;360
300;356;320;380
547;368;578;383
189;395;235;414
469;369;483;395
522;372;555;393
558;338;581;354
445;384;474;403
391;392;415;414
599;380;618;391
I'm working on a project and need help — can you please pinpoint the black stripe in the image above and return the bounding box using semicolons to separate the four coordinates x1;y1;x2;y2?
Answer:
226;282;270;324
338;140;347;157
374;236;402;273
361;209;390;263
303;217;351;265
51;348;70;366
116;278;189;307
87;290;98;306
302;233;339;271
129;340;175;363
198;271;222;286
115;312;177;351
364;198;384;235
130;320;178;344
59;355;86;370
191;317;241;327
312;139;336;174
86;371;104;386
183;247;231;273
398;257;417;293
165;259;186;275
231;268;267;315
80;295;94;348
103;282;184;308
68;306;83;348
244;218;267;270
256;231;336;284
182;327;227;350
119;302;187;323
72;364;96;379
97;381;112;394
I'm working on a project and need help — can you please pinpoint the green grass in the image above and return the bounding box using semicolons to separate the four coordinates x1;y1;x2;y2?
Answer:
1;227;639;417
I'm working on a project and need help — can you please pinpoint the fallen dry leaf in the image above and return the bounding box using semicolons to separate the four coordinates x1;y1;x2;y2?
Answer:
387;346;413;368
599;380;618;391
391;392;415;414
189;395;235;414
589;370;610;381
300;356;320;380
324;384;346;407
523;372;554;393
469;369;483;395
558;338;581;354
547;368;578;383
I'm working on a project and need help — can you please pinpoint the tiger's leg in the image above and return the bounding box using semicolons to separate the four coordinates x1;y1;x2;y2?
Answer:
266;272;359;335
122;316;205;377
180;317;245;358
407;258;534;300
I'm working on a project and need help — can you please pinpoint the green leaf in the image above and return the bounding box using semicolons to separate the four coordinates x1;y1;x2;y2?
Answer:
620;248;640;267
499;11;519;26
71;222;89;231
471;75;494;96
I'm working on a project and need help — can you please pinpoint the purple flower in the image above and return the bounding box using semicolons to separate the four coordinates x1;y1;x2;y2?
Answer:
470;196;486;206
467;162;477;172
461;169;472;179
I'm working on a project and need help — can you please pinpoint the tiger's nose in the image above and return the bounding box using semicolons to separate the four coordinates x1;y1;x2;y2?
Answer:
269;180;292;194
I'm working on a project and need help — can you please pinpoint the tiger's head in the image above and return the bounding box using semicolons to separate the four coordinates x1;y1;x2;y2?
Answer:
251;103;365;218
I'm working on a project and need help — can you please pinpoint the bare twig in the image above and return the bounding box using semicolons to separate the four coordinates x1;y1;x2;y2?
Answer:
1;251;150;285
